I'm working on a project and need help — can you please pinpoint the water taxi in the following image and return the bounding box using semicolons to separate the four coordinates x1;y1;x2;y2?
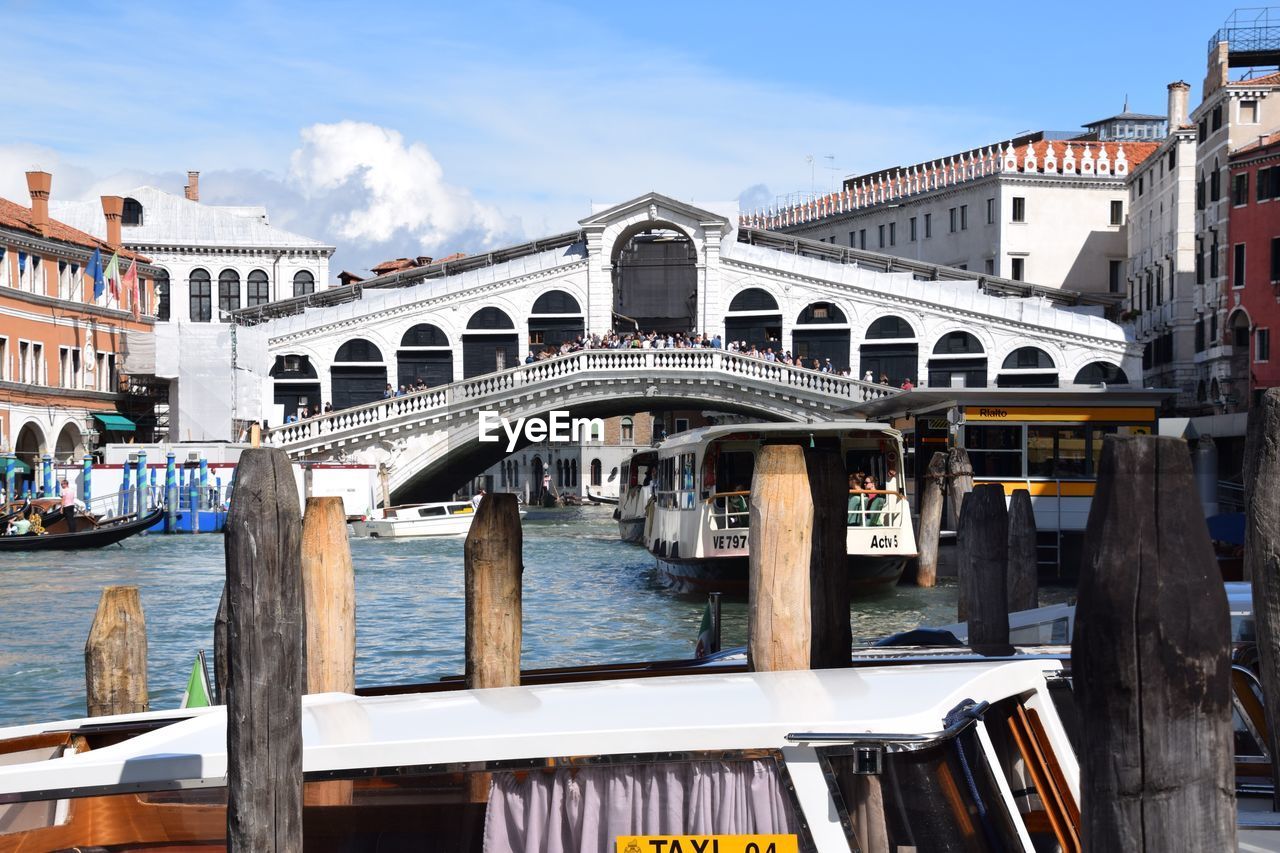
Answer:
0;658;1092;851
362;501;478;538
645;422;916;593
616;448;657;544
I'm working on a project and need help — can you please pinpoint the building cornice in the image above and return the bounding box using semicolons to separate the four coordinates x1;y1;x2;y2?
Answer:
0;227;165;278
0;380;122;404
125;243;335;258
0;285;155;327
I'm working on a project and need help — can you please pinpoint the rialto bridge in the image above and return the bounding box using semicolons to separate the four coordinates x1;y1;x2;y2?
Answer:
233;192;1140;500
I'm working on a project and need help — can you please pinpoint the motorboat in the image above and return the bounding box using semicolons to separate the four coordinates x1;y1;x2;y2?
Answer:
615;449;657;544
644;422;917;594
0;657;1099;851
363;501;478;539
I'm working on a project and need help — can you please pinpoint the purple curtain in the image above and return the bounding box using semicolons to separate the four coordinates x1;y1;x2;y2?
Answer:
482;759;797;853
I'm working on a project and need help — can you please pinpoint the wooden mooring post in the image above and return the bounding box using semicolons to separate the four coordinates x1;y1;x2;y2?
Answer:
465;493;523;690
915;451;947;588
1245;387;1280;806
945;446;974;531
748;444;812;672
1007;488;1039;613
806;445;850;669
84;586;148;717
956;483;1012;655
1073;435;1234;850
301;496;356;695
224;447;304;852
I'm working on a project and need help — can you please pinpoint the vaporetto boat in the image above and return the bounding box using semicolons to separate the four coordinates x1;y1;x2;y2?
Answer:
644;422;918;593
616;449;657;544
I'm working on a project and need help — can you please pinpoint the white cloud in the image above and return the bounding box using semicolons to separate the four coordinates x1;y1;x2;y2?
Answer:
288;121;519;251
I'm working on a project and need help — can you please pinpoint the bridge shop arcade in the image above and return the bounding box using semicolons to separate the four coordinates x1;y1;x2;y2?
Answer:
851;388;1171;578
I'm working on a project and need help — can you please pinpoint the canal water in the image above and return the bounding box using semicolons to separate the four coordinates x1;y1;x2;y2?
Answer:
0;506;1046;727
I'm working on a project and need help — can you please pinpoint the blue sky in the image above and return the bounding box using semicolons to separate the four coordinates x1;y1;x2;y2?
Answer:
0;0;1239;276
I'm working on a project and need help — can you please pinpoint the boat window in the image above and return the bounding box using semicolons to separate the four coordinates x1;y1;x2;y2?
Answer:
821;730;1024;852
716;450;755;496
1028;426;1087;479
965;425;1024;478
0;757;808;851
421;506;447;517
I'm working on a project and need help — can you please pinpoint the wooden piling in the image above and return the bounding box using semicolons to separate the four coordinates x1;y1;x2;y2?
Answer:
1245;388;1280;806
1073;435;1234;851
956;483;1011;654
224;448;304;852
84;586;149;717
915;451;947;588
301;496;356;695
748;444;812;672
1007;488;1039;613
806;446;849;669
945;446;974;530
464;493;523;690
213;585;229;705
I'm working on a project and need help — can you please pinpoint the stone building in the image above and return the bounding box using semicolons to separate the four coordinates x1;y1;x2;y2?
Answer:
1227;131;1280;402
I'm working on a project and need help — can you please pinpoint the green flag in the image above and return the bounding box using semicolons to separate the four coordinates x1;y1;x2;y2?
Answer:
103;252;121;303
180;651;212;708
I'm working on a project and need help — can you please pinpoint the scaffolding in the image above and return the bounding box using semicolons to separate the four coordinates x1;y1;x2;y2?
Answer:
1210;7;1280;69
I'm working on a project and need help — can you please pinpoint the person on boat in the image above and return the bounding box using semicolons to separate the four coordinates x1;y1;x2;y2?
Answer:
863;475;886;527
6;515;31;536
60;479;77;533
847;471;865;526
471;488;486;510
726;484;748;528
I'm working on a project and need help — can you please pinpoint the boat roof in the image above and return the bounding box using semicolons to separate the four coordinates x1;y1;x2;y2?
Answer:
0;661;1055;798
847;387;1174;420
656;420;897;453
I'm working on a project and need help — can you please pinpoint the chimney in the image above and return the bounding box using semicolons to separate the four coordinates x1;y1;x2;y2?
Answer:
184;171;200;202
25;171;51;236
101;196;124;248
1167;81;1191;129
1205;41;1230;99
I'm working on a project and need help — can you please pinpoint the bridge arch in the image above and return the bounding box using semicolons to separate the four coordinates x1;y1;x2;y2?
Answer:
528;289;585;353
463;307;519;377
928;330;987;388
725;287;783;351
792;300;851;371
859;314;919;386
397;323;453;389
331;338;387;408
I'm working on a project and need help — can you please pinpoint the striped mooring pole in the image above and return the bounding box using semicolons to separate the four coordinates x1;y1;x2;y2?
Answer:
165;451;177;531
136;451;147;515
82;454;93;506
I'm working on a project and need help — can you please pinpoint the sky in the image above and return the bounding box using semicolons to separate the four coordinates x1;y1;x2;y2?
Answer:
0;0;1243;278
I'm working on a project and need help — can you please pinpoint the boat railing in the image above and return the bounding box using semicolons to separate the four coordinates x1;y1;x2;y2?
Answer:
707;490;750;530
847;489;906;528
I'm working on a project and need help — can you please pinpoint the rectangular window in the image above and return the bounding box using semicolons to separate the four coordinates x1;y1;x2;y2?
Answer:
949;207;957;232
1211;240;1220;279
859;229;867;250
960;204;968;230
191;278;212;322
909;217;917;241
1195;316;1205;352
59;347;70;388
1272;237;1280;282
0;337;6;381
1196;243;1205;284
31;342;43;385
1198;119;1207;142
1211;167;1220;201
1027;425;1089;478
1110;200;1123;225
888;221;896;246
1261;168;1275;202
1169;147;1177;169
1212;104;1223;131
1242;100;1259;124
1211;311;1218;346
985;258;995;275
1138;176;1145;196
1012;196;1025;223
877;224;885;248
1109;260;1122;293
18;340;29;383
1235;244;1247;288
1258;328;1271;362
848;231;856;248
965;425;1024;477
986;197;994;224
0;247;7;288
1235;173;1251;206
924;213;932;238
1011;257;1025;281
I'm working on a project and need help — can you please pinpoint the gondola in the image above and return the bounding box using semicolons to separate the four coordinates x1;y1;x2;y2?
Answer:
584;489;618;505
0;507;164;551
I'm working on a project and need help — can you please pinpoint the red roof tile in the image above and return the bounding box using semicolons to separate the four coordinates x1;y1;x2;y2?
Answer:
0;197;150;263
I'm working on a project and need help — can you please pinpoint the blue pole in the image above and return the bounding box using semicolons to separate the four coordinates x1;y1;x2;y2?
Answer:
82;455;92;508
41;454;52;497
199;458;209;511
5;454;15;504
165;451;177;531
215;475;223;510
189;471;199;533
121;460;133;516
149;466;157;510
136;451;147;514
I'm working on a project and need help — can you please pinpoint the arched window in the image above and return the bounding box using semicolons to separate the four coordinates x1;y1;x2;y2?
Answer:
796;302;847;324
247;270;270;307
620;417;634;443
189;268;211;322
1074;362;1130;385
928;332;986;388
590;459;602;487
270;354;319;378
398;324;453;388
1001;347;1054;370
933;332;984;355
293;270;315;297
271;355;321;420
531;291;582;314
121;197;143;227
155;269;170;321
401;324;449;347
335;339;383;362
218;269;240;317
865;316;916;339
467;307;515;329
998;347;1057;388
728;288;779;312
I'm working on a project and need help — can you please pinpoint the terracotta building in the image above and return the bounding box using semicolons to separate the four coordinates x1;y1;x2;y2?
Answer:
1;171;162;492
1227;131;1280;403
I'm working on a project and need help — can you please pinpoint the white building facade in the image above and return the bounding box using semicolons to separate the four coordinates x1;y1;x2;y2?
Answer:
749;138;1158;295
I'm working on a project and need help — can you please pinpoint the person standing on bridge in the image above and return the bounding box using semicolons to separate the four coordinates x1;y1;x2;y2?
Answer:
712;334;722;349
863;369;874;383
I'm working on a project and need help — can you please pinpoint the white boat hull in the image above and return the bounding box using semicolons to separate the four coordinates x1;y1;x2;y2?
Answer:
366;514;475;538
